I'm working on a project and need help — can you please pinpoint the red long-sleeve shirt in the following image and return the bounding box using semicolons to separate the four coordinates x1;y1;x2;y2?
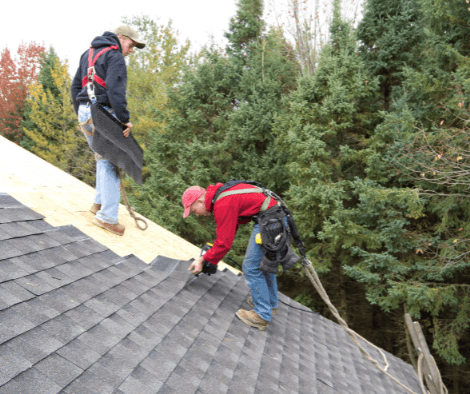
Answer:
202;183;277;265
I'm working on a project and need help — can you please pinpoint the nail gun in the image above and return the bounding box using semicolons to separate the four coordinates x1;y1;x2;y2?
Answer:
186;243;217;285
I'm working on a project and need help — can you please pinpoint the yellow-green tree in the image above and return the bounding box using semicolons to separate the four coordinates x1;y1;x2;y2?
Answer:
123;16;193;148
23;52;94;184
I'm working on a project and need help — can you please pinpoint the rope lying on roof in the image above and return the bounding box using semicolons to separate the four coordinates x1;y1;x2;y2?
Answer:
118;173;148;231
302;260;447;394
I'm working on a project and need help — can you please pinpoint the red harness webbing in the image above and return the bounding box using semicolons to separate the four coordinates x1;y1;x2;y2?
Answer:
81;45;119;88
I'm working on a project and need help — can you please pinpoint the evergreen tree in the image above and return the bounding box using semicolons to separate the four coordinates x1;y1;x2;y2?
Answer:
356;0;423;110
225;0;264;61
21;47;60;150
38;48;61;97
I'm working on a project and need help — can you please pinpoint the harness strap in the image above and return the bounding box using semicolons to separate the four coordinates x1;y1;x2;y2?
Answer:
215;187;272;212
79;117;94;136
81;45;119;88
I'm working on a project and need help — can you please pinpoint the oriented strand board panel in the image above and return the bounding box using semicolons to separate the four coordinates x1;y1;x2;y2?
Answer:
0;136;237;273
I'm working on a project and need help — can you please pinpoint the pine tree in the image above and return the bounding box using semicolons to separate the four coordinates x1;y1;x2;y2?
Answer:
225;0;264;61
21;48;60;151
356;0;423;110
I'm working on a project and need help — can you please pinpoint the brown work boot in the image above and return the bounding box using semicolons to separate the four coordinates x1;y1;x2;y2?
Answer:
90;203;101;214
247;296;277;315
92;217;125;236
236;309;269;331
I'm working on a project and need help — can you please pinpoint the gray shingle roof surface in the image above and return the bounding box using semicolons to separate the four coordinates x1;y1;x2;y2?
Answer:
0;193;422;393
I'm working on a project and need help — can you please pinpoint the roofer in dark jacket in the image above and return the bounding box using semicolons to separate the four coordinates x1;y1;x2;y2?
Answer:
71;25;145;236
182;182;280;331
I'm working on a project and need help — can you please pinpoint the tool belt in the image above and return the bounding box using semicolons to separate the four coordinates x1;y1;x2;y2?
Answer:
257;205;300;274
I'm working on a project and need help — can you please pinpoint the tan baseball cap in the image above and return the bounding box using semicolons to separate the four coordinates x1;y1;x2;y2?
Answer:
113;25;146;49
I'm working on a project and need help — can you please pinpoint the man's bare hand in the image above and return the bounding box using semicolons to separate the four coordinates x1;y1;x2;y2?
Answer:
188;256;204;275
123;122;132;138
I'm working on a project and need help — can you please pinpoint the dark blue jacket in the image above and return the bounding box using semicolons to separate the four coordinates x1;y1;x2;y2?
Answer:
71;32;130;123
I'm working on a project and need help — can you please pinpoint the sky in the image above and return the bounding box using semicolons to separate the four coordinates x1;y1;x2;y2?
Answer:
1;0;241;73
2;0;363;75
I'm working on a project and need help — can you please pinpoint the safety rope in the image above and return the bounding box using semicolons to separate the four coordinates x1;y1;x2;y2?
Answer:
302;260;447;394
117;173;148;231
417;355;429;394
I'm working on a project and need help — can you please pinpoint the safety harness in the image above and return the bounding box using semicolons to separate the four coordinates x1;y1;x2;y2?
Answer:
211;180;272;217
78;45;119;135
81;45;119;95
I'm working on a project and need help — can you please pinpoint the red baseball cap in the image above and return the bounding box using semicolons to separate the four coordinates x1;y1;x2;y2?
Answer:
182;186;205;218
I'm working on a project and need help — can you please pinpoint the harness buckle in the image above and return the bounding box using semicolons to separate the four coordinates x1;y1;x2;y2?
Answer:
87;66;95;80
86;67;97;102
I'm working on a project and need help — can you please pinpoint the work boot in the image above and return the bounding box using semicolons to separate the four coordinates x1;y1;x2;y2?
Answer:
90;203;101;214
247;296;277;315
92;217;125;236
235;309;269;331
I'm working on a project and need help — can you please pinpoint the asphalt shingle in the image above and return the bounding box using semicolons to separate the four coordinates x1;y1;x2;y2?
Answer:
0;194;424;394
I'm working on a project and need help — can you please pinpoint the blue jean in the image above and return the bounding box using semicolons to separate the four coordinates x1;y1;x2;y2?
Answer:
79;104;120;224
243;223;278;322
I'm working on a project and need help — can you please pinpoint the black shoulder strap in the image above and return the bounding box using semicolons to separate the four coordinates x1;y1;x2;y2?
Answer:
210;179;262;210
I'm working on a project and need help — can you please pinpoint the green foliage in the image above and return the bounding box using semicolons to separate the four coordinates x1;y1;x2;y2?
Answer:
344;0;470;370
294;293;316;311
356;0;424;110
420;0;470;55
21;47;60;151
276;0;470;379
225;0;264;61
38;48;61;97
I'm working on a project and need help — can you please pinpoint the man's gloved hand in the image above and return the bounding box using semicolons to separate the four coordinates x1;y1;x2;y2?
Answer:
201;260;217;276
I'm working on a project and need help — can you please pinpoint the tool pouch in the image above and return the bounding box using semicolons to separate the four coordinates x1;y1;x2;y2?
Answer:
257;206;299;273
279;246;300;271
259;253;279;274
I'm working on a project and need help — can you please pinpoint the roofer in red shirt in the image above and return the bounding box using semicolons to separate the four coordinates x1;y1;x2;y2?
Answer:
182;180;300;331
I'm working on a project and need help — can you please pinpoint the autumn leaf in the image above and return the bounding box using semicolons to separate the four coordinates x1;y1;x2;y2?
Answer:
0;43;45;142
